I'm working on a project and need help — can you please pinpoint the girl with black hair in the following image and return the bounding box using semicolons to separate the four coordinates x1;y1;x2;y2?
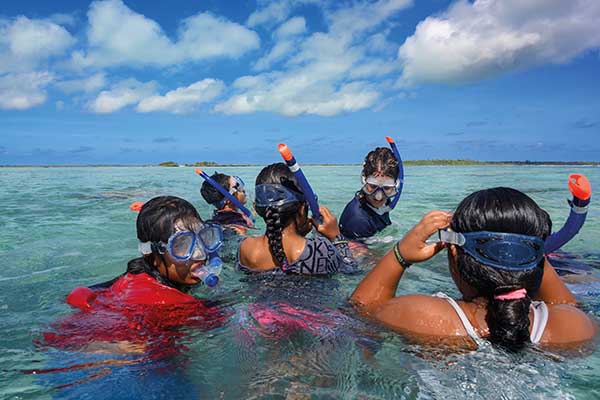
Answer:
63;195;225;309
237;163;357;275
200;172;253;233
351;187;596;350
339;147;400;239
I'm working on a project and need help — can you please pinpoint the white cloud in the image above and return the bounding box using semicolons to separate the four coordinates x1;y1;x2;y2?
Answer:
254;17;307;71
0;72;54;110
275;16;306;39
47;13;77;27
137;79;225;114
0;16;75;73
398;0;600;85
88;78;156;113
218;0;411;116
247;1;298;27
74;0;259;68
56;72;106;93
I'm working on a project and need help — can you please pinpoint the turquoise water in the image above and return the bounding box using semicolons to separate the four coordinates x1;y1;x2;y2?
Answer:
1;165;599;399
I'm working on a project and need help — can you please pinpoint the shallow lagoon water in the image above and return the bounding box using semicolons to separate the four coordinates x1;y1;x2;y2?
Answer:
1;165;599;399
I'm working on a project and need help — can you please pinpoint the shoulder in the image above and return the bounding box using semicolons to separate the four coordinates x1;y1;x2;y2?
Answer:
542;303;597;344
238;236;275;271
372;294;473;338
341;195;366;216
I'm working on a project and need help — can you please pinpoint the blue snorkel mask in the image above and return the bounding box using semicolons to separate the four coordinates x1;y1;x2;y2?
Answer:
138;224;224;287
230;176;246;195
438;229;545;271
255;183;305;207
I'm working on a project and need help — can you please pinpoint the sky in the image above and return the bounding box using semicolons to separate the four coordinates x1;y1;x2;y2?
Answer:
1;0;599;165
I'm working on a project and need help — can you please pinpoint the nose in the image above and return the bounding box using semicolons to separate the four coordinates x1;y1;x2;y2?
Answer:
373;189;384;201
189;241;207;261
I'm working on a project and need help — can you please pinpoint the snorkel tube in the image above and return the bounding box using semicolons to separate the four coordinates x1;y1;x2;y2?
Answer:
277;143;322;224
385;136;404;209
545;173;592;254
195;168;255;225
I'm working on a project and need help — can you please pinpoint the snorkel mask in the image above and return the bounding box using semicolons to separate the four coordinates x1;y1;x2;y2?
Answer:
230;176;246;195
138;224;224;287
255;182;305;208
361;175;399;200
438;229;545;271
361;175;400;215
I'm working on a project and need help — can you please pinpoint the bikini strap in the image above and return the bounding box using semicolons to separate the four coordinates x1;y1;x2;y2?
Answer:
432;292;484;346
529;301;549;344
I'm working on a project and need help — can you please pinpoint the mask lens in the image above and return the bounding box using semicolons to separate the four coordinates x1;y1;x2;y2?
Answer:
382;185;397;196
363;183;377;195
169;231;195;259
198;225;223;253
232;176;245;193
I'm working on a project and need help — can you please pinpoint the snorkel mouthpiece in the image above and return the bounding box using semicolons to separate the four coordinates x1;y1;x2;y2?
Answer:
191;254;222;287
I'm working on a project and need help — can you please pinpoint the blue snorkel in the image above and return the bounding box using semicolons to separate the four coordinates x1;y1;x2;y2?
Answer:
545;173;592;254
195;168;255;225
278;143;322;224
385;136;404;209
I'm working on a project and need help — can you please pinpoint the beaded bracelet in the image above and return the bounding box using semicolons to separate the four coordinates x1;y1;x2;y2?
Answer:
393;242;412;269
332;234;349;246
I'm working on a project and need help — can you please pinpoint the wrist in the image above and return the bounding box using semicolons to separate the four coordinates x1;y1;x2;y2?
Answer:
393;241;412;270
326;229;341;241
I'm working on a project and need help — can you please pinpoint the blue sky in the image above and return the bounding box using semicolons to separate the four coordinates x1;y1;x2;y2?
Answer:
1;0;599;165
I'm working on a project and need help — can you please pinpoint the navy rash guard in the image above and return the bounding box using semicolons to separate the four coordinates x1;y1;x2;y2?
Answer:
338;194;391;240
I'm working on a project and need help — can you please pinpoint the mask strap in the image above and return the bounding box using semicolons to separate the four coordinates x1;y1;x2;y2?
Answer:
438;230;466;246
139;241;153;255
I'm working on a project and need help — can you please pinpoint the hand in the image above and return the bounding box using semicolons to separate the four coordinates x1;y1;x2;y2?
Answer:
313;206;341;241
397;211;452;263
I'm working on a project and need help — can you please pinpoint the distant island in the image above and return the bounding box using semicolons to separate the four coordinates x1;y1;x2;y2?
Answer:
2;160;599;167
156;159;600;167
158;161;219;167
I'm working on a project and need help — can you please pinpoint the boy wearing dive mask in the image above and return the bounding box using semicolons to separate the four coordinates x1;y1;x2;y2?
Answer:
200;172;253;233
339;147;400;239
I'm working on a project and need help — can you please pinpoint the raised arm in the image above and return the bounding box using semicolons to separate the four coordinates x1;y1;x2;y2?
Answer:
350;211;451;312
534;259;577;305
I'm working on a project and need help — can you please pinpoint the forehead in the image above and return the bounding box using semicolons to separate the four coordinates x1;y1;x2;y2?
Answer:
366;174;395;183
173;218;203;233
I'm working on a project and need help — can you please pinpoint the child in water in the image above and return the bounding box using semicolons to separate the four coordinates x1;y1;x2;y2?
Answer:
238;162;357;275
200;172;253;234
351;187;596;350
45;196;227;355
339;147;401;240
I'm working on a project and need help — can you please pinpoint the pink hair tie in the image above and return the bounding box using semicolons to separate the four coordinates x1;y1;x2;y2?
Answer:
494;288;527;301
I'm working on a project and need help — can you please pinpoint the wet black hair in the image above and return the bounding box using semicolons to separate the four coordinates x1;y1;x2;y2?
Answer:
127;196;203;292
200;172;230;208
254;163;307;269
450;187;552;351
361;147;399;180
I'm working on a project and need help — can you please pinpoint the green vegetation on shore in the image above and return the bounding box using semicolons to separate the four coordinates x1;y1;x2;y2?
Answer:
3;160;599;168
157;159;600;167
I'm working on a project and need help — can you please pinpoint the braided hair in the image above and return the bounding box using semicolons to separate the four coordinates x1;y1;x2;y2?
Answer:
127;195;203;292
255;163;306;269
450;187;551;350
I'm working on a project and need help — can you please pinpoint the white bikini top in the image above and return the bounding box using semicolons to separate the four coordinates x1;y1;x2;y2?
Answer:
433;292;549;345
